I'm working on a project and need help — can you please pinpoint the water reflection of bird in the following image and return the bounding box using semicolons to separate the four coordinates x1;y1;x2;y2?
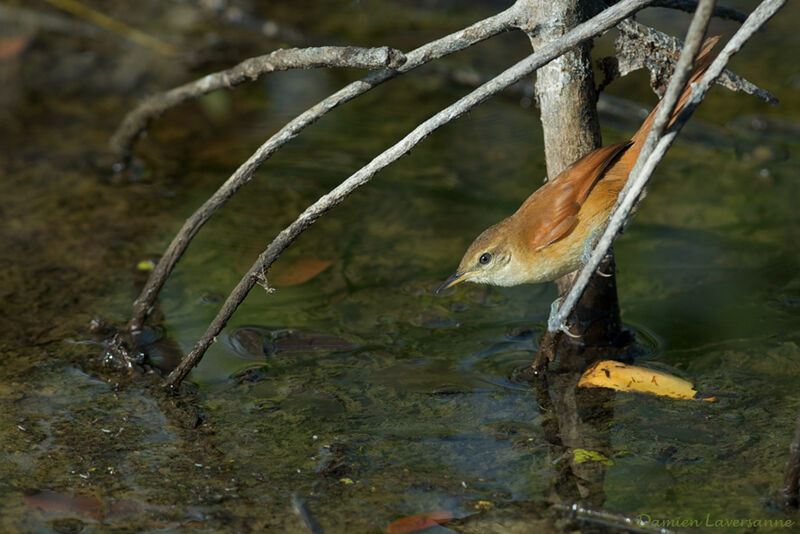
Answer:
438;37;719;294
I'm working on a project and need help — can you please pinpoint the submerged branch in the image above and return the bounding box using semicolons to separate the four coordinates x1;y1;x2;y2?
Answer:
110;46;407;162
547;0;787;336
124;3;521;332
165;0;658;388
553;503;674;533
292;494;327;534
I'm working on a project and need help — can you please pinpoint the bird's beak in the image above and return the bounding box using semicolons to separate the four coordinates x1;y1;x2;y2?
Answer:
435;270;474;295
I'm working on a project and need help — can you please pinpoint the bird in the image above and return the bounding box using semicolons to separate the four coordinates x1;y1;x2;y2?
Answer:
437;37;719;294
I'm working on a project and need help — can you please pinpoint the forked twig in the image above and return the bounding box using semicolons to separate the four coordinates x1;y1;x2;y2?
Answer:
164;0;658;388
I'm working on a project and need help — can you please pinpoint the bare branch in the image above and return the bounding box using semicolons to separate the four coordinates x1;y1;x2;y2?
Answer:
125;3;521;332
110;46;407;161
547;0;787;335
164;0;657;388
653;0;747;22
615;19;778;104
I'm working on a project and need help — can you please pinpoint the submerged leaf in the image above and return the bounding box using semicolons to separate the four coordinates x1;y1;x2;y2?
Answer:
386;511;455;534
578;360;704;400
271;258;333;287
0;36;30;61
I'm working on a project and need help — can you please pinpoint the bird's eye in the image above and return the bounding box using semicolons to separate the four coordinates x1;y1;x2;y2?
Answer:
479;252;492;265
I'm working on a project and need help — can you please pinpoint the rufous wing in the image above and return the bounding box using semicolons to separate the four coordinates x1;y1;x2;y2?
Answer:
519;141;631;250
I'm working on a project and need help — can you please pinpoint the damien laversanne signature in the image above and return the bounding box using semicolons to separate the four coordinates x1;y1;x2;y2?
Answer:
638;513;795;529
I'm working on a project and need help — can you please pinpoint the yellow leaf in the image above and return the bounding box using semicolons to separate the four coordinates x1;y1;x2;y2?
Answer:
578;360;707;400
136;260;156;271
474;500;493;511
339;478;354;485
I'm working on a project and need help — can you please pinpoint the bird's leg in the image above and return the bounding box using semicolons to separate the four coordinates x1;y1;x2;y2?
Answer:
580;228;600;264
547;297;580;341
581;228;613;277
549;296;563;320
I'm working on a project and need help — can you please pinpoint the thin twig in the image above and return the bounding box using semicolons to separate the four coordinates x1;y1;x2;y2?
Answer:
124;3;522;333
653;0;747;22
0;4;103;37
165;0;657;388
547;0;786;335
41;0;178;56
110;46;408;161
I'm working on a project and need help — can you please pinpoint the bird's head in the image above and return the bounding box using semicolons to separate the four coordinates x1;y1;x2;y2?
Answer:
436;221;519;293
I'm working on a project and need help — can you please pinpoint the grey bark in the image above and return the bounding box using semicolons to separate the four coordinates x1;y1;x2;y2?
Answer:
526;2;603;176
615;19;777;104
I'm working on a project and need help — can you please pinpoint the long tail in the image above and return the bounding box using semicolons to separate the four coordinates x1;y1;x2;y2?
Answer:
622;35;720;166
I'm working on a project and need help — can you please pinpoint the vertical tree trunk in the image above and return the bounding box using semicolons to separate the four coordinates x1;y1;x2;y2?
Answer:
521;0;626;365
527;2;602;176
518;1;624;506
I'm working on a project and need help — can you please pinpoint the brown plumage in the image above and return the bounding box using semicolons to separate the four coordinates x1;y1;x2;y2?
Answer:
438;36;719;293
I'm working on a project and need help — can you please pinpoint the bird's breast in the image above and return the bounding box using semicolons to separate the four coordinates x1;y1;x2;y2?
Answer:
515;178;622;284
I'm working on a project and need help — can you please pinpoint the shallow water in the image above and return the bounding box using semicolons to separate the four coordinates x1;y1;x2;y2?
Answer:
2;1;800;532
